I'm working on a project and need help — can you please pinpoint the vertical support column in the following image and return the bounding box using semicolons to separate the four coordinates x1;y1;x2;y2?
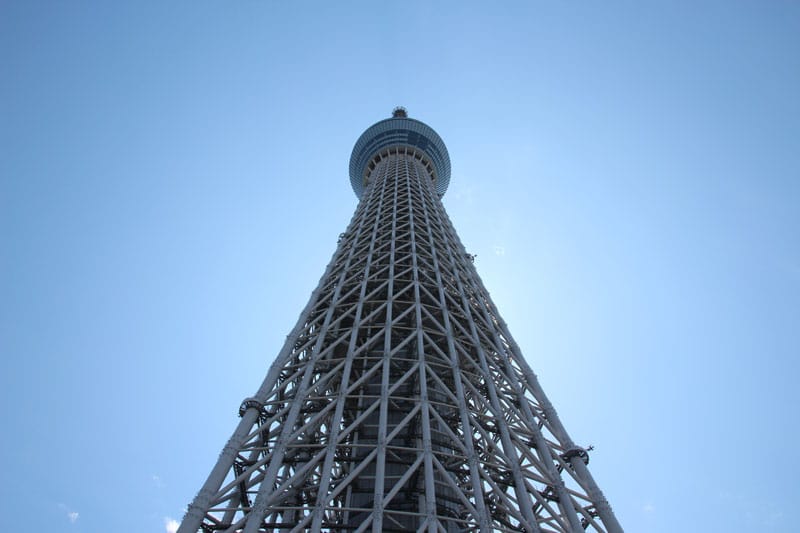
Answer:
405;157;438;533
415;168;541;532
412;160;492;532
372;158;400;532
308;162;390;531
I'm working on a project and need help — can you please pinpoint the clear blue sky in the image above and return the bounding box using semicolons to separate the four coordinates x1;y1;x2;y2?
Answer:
2;2;798;531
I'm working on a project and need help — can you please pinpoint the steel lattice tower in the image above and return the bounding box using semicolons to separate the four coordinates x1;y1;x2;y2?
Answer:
178;109;622;533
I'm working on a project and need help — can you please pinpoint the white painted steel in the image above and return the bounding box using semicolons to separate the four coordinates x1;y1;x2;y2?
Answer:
179;117;622;533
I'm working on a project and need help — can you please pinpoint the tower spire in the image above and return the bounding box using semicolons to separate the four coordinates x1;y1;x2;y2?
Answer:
178;113;622;533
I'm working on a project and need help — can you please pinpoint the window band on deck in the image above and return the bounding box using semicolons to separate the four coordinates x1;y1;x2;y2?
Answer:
364;145;438;189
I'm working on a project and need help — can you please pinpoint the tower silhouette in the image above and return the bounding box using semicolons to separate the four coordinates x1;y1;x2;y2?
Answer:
178;109;622;533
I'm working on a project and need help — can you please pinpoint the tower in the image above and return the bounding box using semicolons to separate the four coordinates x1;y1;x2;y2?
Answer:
178;109;622;533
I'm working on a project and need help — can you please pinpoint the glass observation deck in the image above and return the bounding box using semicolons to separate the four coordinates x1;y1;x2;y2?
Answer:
349;110;451;198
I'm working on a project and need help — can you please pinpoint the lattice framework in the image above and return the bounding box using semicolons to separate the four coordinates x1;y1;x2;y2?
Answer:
178;130;621;533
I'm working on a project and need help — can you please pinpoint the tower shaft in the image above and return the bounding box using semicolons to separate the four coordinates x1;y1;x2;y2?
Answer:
178;114;622;533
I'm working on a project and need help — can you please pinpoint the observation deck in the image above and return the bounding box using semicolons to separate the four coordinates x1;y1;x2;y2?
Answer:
349;108;451;198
